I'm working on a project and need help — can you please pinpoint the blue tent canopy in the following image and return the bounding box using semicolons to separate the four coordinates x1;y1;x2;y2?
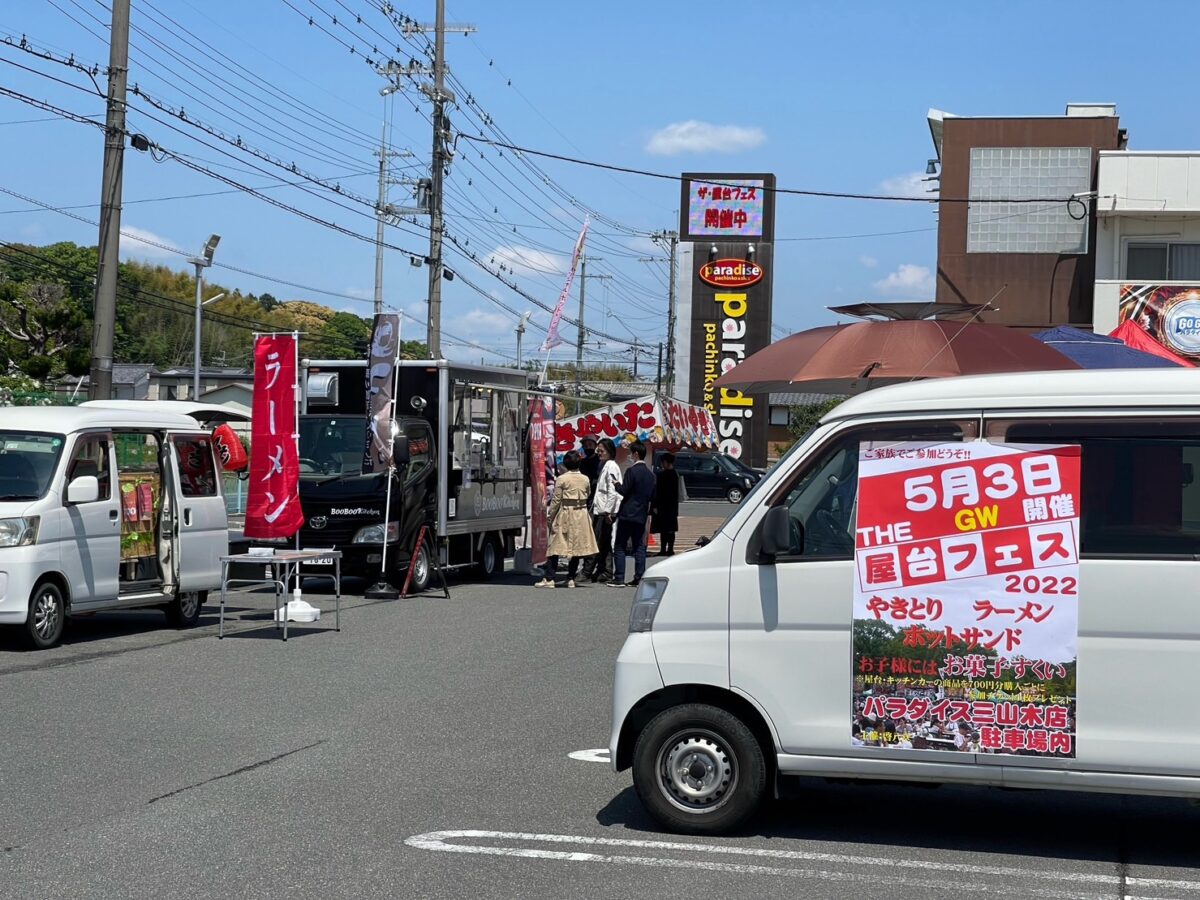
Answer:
1032;325;1183;369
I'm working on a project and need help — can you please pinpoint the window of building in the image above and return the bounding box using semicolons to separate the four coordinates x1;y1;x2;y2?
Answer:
769;405;790;427
985;418;1200;557
966;147;1092;254
1125;242;1200;281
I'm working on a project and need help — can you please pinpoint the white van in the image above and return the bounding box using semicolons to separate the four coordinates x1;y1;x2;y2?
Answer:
610;368;1200;833
0;406;229;649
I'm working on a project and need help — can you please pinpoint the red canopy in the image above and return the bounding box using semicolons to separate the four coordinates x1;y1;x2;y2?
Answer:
1109;320;1196;367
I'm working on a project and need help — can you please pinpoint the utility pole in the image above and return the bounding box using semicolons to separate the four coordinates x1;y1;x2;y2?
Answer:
575;257;610;413
656;342;663;395
640;229;679;397
373;117;389;317
89;0;130;400
632;338;640;380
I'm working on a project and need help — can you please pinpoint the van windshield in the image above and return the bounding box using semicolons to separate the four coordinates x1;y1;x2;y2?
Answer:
0;431;65;500
297;416;368;476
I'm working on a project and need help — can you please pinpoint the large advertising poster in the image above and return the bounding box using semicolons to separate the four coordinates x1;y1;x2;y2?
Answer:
1118;284;1200;362
852;442;1081;758
680;173;775;469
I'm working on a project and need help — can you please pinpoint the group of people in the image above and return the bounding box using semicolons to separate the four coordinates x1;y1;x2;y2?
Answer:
535;438;682;589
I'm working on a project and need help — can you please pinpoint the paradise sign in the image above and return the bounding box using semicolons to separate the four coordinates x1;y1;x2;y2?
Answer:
851;441;1081;758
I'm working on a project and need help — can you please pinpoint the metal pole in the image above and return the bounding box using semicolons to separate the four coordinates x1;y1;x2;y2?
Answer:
656;342;663;395
425;0;447;358
575;253;586;414
192;261;203;399
632;338;640;379
88;0;130;401
516;326;523;368
374;116;388;317
665;231;678;396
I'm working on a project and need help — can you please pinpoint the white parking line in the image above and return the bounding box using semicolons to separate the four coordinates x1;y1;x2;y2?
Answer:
566;749;610;763
404;830;1200;898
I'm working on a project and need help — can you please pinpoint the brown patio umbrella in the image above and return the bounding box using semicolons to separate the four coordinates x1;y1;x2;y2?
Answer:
714;321;1081;394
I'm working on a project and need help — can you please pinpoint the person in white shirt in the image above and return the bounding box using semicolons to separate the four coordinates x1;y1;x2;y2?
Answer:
583;438;621;583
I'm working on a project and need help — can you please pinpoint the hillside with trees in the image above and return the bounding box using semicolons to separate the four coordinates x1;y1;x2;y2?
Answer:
0;242;425;380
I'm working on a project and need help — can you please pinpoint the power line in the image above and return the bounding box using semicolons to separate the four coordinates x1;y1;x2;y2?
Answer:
455;135;1078;206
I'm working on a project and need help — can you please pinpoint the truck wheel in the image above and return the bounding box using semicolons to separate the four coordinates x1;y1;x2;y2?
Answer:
165;590;205;628
632;703;766;835
25;581;66;650
725;486;745;503
408;542;432;593
476;535;502;579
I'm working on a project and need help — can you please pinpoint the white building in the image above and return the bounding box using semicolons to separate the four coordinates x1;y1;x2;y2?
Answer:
1094;151;1200;361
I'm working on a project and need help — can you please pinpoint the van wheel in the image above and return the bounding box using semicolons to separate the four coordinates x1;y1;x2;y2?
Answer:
632;704;766;835
725;486;745;503
25;581;66;650
476;535;502;579
165;590;205;628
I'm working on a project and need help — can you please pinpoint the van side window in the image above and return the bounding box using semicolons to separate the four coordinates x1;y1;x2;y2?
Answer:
173;436;218;498
404;424;434;483
986;418;1200;557
66;435;111;500
773;421;976;560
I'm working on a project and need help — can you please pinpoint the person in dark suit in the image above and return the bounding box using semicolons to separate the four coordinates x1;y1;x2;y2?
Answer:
610;441;656;587
651;452;680;556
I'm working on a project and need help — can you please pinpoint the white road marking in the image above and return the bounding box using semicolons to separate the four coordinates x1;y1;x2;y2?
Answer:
567;749;610;763
405;830;1200;897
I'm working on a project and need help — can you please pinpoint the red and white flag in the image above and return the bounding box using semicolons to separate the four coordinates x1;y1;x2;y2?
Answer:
540;217;589;351
244;334;305;539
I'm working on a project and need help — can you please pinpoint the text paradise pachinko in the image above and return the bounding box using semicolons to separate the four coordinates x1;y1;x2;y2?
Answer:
851;442;1081;758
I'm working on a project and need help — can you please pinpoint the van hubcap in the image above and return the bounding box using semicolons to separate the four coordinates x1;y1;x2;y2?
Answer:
658;729;736;812
33;591;60;639
180;592;200;619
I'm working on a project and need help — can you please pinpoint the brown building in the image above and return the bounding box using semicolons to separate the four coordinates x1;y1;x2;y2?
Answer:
930;104;1127;329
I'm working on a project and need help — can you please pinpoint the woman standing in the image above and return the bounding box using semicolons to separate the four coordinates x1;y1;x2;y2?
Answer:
540;450;598;588
651;452;680;556
584;438;622;583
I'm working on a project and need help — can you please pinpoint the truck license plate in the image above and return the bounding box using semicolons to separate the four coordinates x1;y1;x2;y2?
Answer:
303;549;335;566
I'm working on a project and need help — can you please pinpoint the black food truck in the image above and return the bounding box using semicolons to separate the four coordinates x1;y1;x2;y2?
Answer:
296;359;529;591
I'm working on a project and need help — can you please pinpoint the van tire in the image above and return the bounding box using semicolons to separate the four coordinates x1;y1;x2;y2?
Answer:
165;590;205;628
476;534;502;579
24;581;66;650
632;703;766;835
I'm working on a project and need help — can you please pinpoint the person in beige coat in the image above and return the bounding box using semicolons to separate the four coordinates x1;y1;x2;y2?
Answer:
538;450;599;588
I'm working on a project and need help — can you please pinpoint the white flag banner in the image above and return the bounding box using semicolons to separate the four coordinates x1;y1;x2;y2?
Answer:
540;217;590;352
363;313;402;473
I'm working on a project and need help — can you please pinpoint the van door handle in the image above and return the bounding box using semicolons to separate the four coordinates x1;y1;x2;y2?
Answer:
183;508;193;527
109;509;118;522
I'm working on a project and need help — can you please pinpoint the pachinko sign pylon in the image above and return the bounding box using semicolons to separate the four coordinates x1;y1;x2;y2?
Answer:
851;441;1081;758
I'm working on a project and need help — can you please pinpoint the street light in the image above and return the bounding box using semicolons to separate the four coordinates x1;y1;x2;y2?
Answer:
190;234;220;399
514;310;532;367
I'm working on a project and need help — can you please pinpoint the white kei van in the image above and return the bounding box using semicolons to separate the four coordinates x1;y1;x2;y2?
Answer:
0;406;229;649
611;368;1200;833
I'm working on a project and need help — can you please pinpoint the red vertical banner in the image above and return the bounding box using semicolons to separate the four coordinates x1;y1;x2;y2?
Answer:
244;335;305;539
528;396;556;565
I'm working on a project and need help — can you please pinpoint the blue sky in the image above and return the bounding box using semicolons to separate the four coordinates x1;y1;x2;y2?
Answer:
4;1;1200;368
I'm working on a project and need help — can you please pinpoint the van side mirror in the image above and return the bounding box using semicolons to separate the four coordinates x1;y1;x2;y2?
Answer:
66;475;100;505
760;505;795;559
392;435;410;465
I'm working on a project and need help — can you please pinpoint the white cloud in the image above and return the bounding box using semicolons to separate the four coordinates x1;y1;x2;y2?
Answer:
879;172;935;199
859;255;878;268
873;263;935;297
118;226;178;260
450;308;512;337
645;120;766;156
489;245;567;277
343;287;372;300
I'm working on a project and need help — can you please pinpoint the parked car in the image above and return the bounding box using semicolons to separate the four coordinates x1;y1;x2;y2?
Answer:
653;449;759;503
